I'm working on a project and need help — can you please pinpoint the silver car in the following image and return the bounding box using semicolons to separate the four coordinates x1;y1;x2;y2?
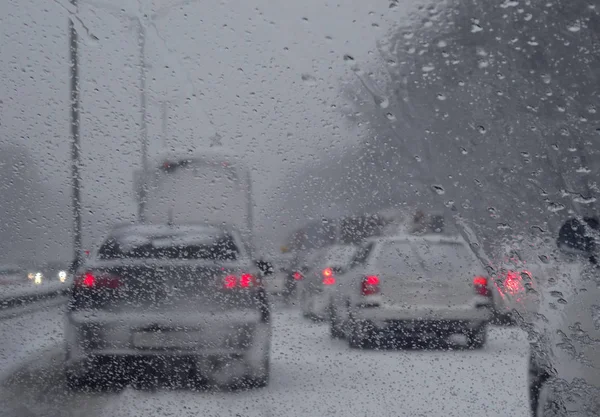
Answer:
297;244;358;320
65;224;271;390
329;234;494;349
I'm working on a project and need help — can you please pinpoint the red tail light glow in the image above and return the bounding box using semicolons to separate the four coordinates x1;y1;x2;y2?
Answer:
503;270;532;295
293;271;303;280
361;275;380;296
322;276;336;286
224;273;259;289
240;273;257;288
473;276;491;297
322;267;333;277
75;272;121;289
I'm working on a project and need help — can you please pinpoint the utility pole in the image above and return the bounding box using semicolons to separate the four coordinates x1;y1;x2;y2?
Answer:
69;0;83;268
137;22;149;222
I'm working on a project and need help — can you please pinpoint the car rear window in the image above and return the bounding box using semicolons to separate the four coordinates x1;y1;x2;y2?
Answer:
376;240;481;281
98;230;240;261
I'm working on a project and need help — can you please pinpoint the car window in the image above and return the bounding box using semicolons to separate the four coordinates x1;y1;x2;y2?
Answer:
97;231;240;261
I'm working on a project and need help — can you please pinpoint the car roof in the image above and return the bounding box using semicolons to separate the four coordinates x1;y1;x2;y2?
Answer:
366;233;467;246
108;223;235;238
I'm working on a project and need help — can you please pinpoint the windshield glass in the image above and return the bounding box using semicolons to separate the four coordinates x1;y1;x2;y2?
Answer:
1;0;599;415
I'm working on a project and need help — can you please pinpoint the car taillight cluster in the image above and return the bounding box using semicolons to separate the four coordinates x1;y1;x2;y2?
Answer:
74;272;121;289
293;271;303;281
473;276;491;297
322;267;336;285
361;275;380;296
223;273;259;289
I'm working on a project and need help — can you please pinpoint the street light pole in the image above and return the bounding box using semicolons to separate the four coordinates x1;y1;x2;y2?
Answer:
69;0;83;267
138;21;148;222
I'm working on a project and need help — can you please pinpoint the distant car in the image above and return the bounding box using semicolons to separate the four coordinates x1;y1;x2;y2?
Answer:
65;224;271;390
283;248;322;301
328;234;494;349
0;264;26;285
297;244;358;320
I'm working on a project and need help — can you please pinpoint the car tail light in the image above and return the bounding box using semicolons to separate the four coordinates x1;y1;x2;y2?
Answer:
322;276;336;286
503;270;531;295
223;273;259;289
322;267;333;277
361;275;380;296
293;271;303;280
473;276;491;297
74;272;121;289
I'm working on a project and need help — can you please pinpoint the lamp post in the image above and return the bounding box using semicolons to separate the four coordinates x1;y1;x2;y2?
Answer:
69;0;82;267
83;0;201;221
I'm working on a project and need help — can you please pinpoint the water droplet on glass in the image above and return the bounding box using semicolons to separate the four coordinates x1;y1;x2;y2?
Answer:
471;24;483;33
301;73;317;85
386;113;396;121
432;185;445;195
379;98;390;109
547;202;565;212
557;298;568;305
422;65;435;73
437;93;447;101
477;125;486;134
567;22;581;32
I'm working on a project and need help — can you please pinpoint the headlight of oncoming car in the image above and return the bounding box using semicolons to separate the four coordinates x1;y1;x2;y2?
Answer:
34;272;43;285
58;270;67;283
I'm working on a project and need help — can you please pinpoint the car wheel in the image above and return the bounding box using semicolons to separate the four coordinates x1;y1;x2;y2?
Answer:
466;325;487;349
65;366;103;391
348;320;372;349
246;355;270;389
329;304;345;339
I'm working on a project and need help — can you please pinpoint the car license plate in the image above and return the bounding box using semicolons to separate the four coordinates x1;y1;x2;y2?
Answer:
132;330;203;349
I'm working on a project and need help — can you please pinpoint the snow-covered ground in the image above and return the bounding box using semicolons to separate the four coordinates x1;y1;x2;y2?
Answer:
0;303;531;417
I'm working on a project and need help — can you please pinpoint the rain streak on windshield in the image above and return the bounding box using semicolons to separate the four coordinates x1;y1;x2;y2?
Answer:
0;0;599;416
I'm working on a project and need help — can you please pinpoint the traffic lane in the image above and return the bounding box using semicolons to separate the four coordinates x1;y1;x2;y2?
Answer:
0;309;530;417
0;302;64;381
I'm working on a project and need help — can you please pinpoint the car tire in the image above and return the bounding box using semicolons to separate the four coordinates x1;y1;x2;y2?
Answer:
466;325;487;349
65;366;102;391
329;305;345;339
246;355;270;389
348;320;371;349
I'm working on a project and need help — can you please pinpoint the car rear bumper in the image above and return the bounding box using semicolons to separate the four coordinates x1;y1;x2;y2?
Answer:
65;310;271;368
353;304;492;323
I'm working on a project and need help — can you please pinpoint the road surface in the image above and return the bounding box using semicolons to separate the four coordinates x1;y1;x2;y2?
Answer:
0;302;530;417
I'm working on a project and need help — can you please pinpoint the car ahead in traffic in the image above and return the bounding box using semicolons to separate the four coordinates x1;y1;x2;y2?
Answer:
283;248;322;302
65;224;271;390
328;234;495;349
528;218;600;416
297;244;358;320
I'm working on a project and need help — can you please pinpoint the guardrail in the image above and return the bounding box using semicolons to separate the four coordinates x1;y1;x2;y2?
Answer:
0;282;69;310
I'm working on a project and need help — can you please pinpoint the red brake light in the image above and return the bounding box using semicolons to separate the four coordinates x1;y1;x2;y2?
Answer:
240;273;257;288
224;273;259;289
361;275;380;296
293;271;303;280
473;276;491;297
75;272;121;289
224;275;237;289
503;270;531;295
322;267;333;277
322;276;336;286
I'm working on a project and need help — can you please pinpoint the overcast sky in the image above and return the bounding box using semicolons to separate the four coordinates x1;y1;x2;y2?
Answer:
0;0;426;257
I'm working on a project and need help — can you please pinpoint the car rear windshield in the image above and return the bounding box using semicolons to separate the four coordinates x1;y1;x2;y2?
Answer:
376;240;480;281
98;230;240;261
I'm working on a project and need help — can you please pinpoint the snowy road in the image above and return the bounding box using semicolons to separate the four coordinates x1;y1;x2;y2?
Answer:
0;303;531;417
